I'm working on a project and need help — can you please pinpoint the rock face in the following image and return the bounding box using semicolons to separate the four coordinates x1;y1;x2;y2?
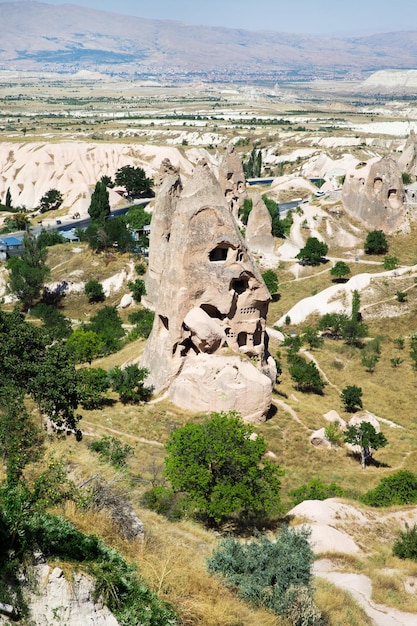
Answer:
141;159;275;422
218;144;247;220
398;130;417;176
342;157;406;234
245;193;274;255
23;565;119;626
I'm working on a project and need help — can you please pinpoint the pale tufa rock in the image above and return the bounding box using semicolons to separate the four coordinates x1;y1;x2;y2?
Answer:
24;565;120;626
218;144;247;220
342;157;406;234
245;193;275;256
140;159;275;422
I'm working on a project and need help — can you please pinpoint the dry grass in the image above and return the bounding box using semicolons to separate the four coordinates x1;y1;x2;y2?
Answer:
314;578;373;625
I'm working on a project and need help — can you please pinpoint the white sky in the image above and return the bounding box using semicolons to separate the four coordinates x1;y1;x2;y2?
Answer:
5;0;417;35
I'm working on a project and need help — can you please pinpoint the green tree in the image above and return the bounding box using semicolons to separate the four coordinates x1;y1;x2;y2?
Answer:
6;231;50;311
87;306;125;354
5;187;12;208
31;302;72;341
402;172;412;185
128;278;146;303
330;260;351;282
361;349;379;373
318;312;349;340
76;367;110;410
383;255;399;270
114;165;153;197
165;411;283;525
29;342;81;436
84;279;105;303
261;269;278;295
296;237;328;265
364;230;388;255
66;329;103;364
89;436;134;468
289;479;344;506
207;527;322;625
239;198;253;225
88;181;110;224
360;471;417;507
124;204;152;231
344;421;387;468
36;228;65;248
108;364;153;404
288;355;325;394
127;308;155;340
39;189;63;213
341;385;363;412
302;326;323;350
243;147;262;178
0;307;47;391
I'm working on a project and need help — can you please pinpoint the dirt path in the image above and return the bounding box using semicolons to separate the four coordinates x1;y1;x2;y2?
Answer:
314;560;417;625
272;397;311;431
82;419;164;447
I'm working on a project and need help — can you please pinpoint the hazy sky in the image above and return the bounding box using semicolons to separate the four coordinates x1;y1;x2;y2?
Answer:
6;0;417;35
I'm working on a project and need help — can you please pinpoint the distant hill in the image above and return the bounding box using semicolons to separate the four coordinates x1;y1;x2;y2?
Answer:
2;2;417;81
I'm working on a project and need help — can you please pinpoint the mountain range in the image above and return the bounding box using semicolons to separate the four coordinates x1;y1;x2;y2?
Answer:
1;1;417;81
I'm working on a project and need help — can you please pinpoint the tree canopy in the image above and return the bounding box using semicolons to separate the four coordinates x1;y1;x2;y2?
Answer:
39;189;63;213
6;232;50;311
164;411;283;525
364;230;389;255
296;237;328;265
330;260;351;281
344;421;387;468
88;181;110;224
115;165;153;197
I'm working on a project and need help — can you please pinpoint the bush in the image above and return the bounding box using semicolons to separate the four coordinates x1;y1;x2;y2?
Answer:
141;486;187;521
393;524;417;561
127;308;155;339
360;471;417;507
261;269;278;294
128;278;146;303
289;479;344;506
77;367;110;409
85;279;105;303
207;526;322;625
89;436;134;469
340;385;363;413
108;365;153;404
87;306;125;354
364;230;388;255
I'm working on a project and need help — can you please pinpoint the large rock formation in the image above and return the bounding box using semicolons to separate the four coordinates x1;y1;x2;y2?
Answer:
398;130;417;177
140;159;276;422
342;157;406;234
245;193;274;256
218;144;248;220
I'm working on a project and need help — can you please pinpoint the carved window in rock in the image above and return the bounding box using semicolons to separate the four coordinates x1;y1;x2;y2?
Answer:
253;325;262;346
209;244;232;262
200;304;224;320
231;277;249;295
388;189;398;198
373;177;383;191
237;331;248;347
159;315;169;331
240;307;258;317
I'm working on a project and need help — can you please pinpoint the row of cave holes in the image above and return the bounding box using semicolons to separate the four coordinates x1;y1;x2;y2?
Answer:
355;175;399;199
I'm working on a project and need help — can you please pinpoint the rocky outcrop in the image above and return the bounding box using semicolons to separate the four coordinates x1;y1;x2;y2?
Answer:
218;144;247;220
20;565;120;626
245;193;274;256
342;157;406;234
398;130;417;177
140;159;275;422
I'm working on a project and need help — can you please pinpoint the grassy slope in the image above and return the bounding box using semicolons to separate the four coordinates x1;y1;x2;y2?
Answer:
10;216;417;624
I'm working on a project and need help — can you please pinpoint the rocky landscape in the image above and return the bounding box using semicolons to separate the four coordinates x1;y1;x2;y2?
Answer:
3;67;417;625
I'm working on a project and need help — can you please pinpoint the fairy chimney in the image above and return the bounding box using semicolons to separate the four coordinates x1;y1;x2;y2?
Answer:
218;144;248;220
140;159;276;422
245;193;274;256
342;157;406;234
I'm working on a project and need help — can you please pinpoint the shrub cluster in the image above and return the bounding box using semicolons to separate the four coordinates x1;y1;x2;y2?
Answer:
360;471;417;507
